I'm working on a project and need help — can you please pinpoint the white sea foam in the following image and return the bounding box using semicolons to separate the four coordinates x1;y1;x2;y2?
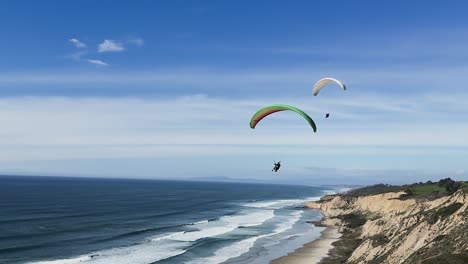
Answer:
243;200;281;208
150;231;186;242
151;210;275;242
29;241;188;264
218;210;275;228
191;219;209;225
306;196;322;201
31;255;91;264
188;209;305;264
187;235;265;264
29;207;284;264
166;226;239;242
243;199;308;209
274;210;303;234
322;188;351;195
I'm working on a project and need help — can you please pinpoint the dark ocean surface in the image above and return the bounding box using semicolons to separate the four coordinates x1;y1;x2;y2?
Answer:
0;176;332;264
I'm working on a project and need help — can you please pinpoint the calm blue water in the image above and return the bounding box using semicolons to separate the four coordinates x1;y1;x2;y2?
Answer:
0;176;330;264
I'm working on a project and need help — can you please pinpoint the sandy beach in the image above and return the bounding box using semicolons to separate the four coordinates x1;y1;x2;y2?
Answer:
271;227;341;264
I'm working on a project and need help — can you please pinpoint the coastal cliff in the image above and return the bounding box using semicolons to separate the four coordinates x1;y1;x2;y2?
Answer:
307;182;468;264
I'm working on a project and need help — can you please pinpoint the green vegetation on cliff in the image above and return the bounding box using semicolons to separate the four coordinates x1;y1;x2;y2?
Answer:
343;178;467;201
317;178;467;264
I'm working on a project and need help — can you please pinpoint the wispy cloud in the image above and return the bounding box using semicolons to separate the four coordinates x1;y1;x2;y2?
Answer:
127;37;144;47
98;40;124;53
2;65;468;97
69;38;87;48
0;95;465;181
0;94;466;147
87;59;109;66
66;50;88;61
66;39;112;66
260;28;468;64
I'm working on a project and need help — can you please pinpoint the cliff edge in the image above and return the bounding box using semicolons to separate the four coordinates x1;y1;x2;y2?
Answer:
307;181;468;264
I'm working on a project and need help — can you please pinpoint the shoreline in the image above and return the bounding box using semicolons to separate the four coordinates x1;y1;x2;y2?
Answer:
270;188;348;264
271;226;341;264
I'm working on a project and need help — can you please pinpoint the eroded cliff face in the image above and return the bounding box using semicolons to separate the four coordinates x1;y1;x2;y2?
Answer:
307;190;468;264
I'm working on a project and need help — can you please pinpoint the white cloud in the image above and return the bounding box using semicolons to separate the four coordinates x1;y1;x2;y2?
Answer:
86;59;109;66
0;94;467;148
69;38;87;48
98;40;124;53
0;95;465;180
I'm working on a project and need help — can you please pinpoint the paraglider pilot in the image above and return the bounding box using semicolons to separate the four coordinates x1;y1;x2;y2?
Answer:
272;161;281;172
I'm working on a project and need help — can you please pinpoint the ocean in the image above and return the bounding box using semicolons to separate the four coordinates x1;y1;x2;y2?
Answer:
0;176;331;264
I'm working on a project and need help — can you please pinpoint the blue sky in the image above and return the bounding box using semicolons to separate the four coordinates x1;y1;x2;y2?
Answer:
1;0;468;184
